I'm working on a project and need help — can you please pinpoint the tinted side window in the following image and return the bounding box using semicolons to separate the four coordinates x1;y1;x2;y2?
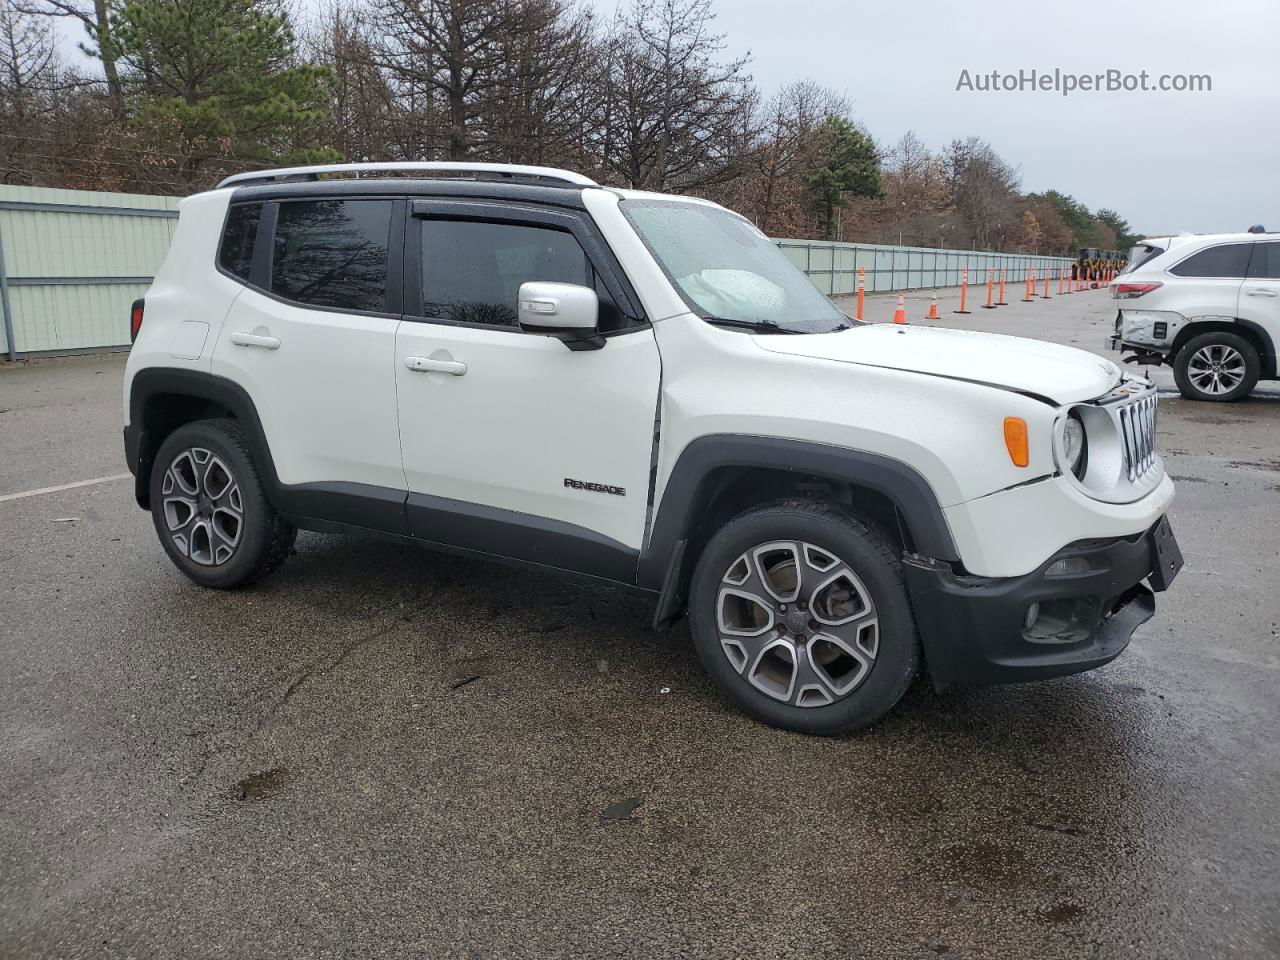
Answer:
219;203;261;281
421;220;590;327
1169;243;1253;278
271;199;392;312
1247;242;1280;280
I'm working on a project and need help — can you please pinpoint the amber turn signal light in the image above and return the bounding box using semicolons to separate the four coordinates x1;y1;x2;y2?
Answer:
1003;417;1029;467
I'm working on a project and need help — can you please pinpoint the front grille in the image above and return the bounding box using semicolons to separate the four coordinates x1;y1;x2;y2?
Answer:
1118;393;1157;481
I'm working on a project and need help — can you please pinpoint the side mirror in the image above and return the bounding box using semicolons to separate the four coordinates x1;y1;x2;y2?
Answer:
517;282;604;350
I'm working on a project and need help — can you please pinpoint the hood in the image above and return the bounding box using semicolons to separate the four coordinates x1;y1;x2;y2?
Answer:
752;324;1123;404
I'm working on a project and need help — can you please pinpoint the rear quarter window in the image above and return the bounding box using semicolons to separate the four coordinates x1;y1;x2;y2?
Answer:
1168;243;1253;278
218;203;262;281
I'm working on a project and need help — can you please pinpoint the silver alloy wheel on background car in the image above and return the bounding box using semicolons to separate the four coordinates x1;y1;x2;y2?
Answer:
1187;344;1247;396
716;540;879;708
161;447;244;566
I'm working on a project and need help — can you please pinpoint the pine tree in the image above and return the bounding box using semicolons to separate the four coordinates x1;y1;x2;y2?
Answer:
105;0;335;186
805;116;879;241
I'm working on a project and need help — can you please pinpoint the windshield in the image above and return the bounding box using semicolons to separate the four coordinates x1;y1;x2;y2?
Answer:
621;199;851;334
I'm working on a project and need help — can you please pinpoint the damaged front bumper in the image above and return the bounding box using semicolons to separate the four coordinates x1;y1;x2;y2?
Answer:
902;517;1181;690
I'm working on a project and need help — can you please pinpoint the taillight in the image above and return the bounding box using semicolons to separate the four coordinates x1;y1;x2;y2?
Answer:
130;299;145;342
1112;282;1162;299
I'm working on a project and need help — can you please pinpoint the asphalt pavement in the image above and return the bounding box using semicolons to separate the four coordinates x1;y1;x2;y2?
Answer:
1;290;1278;959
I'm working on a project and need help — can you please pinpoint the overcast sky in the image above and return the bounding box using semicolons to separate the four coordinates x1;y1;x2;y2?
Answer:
673;0;1279;235
53;0;1277;235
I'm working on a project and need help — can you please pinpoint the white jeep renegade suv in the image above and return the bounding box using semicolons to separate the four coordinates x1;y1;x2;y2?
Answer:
1109;231;1280;401
123;162;1181;734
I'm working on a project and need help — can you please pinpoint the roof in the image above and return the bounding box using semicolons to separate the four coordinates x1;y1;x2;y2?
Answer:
218;161;597;189
227;176;593;210
1141;231;1278;247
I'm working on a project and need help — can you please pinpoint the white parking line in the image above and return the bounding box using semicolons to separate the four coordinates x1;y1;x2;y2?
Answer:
0;474;131;503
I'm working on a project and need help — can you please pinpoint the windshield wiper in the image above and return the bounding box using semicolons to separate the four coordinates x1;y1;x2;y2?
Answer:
701;316;804;334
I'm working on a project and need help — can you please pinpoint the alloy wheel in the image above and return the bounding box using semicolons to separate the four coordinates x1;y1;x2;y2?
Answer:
161;447;244;566
716;540;879;708
1187;344;1247;395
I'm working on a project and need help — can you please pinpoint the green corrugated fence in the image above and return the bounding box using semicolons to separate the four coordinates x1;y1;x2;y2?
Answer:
0;185;179;359
0;184;1078;359
775;239;1075;295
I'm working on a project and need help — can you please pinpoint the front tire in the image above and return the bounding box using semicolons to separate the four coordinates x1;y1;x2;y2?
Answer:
149;418;295;588
688;499;920;735
1173;331;1260;402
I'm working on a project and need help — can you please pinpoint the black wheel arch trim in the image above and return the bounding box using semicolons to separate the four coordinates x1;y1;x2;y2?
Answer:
129;367;294;514
1237;318;1277;379
641;434;960;624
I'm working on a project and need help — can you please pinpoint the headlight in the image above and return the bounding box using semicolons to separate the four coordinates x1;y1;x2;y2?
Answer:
1062;413;1087;479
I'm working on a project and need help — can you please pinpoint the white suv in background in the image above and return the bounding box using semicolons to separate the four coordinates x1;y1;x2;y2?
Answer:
123;162;1181;734
1110;232;1280;401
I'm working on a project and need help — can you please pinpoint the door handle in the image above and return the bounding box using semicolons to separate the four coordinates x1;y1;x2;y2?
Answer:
405;355;467;376
1244;288;1278;297
229;332;282;349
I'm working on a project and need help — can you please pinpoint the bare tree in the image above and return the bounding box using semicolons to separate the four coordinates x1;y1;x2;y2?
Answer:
749;80;847;233
943;136;1021;249
1;0;64;182
593;0;753;190
870;130;952;245
18;0;122;117
482;0;598;166
310;2;397;161
371;0;509;160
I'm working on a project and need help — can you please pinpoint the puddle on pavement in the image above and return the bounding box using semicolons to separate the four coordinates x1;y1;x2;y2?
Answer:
601;797;643;822
1039;902;1085;923
236;767;291;802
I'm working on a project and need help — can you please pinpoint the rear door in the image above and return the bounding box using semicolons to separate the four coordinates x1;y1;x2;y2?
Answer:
1241;241;1280;364
211;196;408;527
394;200;661;582
1165;241;1252;320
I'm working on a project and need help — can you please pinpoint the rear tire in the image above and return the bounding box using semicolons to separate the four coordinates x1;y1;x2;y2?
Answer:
688;499;920;735
149;418;295;588
1173;331;1260;402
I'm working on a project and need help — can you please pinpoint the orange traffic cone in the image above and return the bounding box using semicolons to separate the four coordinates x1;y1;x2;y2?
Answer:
981;268;996;309
926;294;940;320
954;267;972;314
995;269;1008;306
1041;270;1052;298
855;267;866;322
892;293;907;325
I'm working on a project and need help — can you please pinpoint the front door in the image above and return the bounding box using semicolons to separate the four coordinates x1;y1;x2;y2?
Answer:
394;201;661;583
